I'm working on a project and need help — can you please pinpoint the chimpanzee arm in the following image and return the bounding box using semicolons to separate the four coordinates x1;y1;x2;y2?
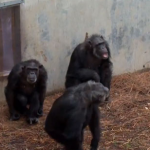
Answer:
76;68;100;82
89;105;100;150
37;84;46;116
67;58;100;83
5;72;20;120
37;66;48;116
27;91;39;124
99;61;112;89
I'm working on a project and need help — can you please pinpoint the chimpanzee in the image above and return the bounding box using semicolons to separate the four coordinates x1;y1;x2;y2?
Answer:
45;81;109;150
4;59;47;124
65;34;113;102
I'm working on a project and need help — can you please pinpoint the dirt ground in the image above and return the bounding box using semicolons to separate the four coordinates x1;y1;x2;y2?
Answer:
0;71;150;150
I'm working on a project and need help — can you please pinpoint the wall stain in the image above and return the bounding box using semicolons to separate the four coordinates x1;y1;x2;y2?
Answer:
100;29;105;36
141;36;146;42
62;9;68;15
40;51;47;62
135;28;141;37
110;1;133;60
38;13;50;42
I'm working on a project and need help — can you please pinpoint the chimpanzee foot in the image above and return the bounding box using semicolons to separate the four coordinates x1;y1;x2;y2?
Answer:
10;112;21;121
37;108;43;117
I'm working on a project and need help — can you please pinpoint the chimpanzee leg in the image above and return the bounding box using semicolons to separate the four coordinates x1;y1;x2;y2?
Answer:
80;129;84;144
89;105;101;150
63;113;84;150
27;92;39;124
15;94;28;115
65;139;83;150
64;128;83;150
46;130;83;150
5;87;20;121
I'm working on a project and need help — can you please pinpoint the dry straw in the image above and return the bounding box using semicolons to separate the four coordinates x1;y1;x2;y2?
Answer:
0;71;150;150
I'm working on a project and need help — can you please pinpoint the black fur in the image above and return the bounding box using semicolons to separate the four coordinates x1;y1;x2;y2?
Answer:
5;59;47;124
65;34;112;96
45;81;109;150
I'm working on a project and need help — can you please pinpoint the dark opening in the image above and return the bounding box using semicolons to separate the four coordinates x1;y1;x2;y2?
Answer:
0;6;21;76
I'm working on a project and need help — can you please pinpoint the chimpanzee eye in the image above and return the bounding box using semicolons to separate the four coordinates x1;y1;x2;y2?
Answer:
27;67;38;72
96;43;101;47
33;69;38;72
96;43;105;47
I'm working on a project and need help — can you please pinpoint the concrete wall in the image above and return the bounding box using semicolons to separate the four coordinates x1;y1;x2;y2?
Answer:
0;0;150;100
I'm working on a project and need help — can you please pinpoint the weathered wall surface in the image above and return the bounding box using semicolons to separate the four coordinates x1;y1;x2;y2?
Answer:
0;0;150;100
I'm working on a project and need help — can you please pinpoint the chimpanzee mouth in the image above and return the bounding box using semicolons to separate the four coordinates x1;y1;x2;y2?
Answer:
27;78;37;84
102;53;108;59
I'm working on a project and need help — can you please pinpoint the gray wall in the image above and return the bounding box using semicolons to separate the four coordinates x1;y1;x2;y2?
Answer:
0;0;150;100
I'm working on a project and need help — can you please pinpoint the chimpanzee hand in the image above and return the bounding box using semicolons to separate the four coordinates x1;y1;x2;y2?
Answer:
27;117;39;125
93;72;100;82
99;97;112;107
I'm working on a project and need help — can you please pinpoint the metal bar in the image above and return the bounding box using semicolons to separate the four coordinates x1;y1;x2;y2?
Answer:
0;0;24;8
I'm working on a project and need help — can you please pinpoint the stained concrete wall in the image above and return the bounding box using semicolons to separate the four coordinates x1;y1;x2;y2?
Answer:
0;0;150;100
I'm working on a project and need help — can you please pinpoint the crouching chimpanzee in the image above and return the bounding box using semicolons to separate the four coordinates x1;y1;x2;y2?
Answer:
45;81;109;150
5;59;47;124
65;34;113;102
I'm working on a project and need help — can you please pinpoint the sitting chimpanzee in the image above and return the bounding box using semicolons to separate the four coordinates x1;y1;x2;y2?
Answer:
45;81;109;150
5;59;47;124
65;34;113;102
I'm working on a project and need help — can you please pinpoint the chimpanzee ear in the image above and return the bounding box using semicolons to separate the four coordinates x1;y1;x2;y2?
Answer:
39;64;43;68
86;40;92;49
19;66;25;75
100;35;104;39
21;66;26;70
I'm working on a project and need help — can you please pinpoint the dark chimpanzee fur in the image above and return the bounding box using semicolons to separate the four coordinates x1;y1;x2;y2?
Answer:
45;81;109;150
63;34;112;149
65;34;113;102
5;59;47;124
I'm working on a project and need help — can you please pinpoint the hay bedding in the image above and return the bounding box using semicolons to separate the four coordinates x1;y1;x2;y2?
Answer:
0;71;150;150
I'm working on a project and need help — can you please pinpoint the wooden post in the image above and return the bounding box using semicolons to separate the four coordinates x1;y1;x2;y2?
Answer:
84;32;88;41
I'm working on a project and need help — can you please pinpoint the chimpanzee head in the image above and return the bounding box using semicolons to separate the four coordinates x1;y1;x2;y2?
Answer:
21;62;42;84
87;81;109;103
85;34;111;60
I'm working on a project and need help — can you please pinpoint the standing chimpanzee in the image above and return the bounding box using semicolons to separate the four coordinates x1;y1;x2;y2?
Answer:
45;81;109;150
5;59;47;124
65;34;112;100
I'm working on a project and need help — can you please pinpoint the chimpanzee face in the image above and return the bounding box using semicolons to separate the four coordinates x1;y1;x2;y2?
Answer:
26;67;39;84
88;81;109;103
22;66;40;84
94;42;108;59
87;35;109;60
